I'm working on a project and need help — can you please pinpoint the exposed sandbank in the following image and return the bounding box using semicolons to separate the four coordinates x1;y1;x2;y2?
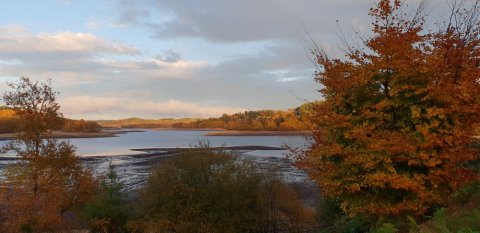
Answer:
204;130;312;136
0;130;137;141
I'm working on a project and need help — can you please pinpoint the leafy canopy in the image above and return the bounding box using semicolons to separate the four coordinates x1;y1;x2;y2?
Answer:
0;77;95;232
299;0;480;219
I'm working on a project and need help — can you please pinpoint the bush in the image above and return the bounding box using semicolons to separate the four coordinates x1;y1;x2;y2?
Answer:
129;145;316;233
408;208;480;233
84;162;129;233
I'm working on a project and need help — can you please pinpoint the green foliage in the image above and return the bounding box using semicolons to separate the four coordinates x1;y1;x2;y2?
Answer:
372;223;398;233
404;176;480;233
319;215;371;233
84;162;129;233
316;197;343;230
407;208;480;233
129;145;316;233
453;181;480;205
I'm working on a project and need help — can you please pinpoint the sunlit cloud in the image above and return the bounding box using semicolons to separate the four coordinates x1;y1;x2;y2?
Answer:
277;76;305;82
60;96;247;120
0;25;139;55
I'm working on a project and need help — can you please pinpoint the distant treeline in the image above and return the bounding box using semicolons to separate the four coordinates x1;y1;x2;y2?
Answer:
62;119;101;132
96;117;198;129
97;103;316;131
2;103;317;132
0;107;16;133
172;103;316;131
0;107;101;133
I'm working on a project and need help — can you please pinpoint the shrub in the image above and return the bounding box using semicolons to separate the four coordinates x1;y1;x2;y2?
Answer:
84;162;129;233
129;146;316;233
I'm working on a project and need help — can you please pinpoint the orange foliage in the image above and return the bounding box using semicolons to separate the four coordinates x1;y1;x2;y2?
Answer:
0;77;96;231
0;108;16;118
63;119;101;132
0;140;96;232
0;108;17;133
299;0;480;219
174;104;315;131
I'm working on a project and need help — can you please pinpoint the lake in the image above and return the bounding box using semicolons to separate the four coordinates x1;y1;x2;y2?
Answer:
0;129;310;157
68;129;311;157
0;130;315;194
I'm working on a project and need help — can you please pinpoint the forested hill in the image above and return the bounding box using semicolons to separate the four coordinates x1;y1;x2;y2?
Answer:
0;107;16;133
2;103;316;132
172;103;315;131
96;117;198;129
0;107;101;133
95;103;316;131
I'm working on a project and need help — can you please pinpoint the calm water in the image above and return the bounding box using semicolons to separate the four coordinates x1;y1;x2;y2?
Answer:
0;130;314;191
1;129;311;157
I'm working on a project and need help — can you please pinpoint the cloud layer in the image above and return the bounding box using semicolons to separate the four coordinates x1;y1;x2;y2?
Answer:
147;0;370;43
1;0;439;119
61;96;246;120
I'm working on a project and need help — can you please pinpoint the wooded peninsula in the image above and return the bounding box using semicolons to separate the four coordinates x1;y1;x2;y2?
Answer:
0;102;316;134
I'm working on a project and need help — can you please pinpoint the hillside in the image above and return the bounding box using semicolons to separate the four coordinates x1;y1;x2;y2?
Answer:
0;107;101;134
0;107;17;133
173;103;315;131
95;103;316;131
2;103;316;132
96;117;198;129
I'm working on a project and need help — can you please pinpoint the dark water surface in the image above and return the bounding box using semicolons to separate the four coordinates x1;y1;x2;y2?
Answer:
0;130;316;202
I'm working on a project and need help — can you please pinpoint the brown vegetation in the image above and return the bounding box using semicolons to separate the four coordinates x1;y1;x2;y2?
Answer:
174;104;315;131
299;0;480;230
63;119;101;132
96;117;197;129
95;103;315;131
0;77;96;232
128;146;317;233
0;107;100;134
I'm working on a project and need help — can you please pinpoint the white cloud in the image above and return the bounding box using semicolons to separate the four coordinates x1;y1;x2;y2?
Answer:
60;96;247;120
0;23;318;119
0;25;139;55
84;21;103;30
0;25;208;81
277;76;305;82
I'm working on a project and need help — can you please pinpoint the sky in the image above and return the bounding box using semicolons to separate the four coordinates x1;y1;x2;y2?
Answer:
0;0;447;120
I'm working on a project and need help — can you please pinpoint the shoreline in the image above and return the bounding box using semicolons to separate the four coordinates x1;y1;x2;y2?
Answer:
131;145;285;153
0;144;318;207
152;128;227;131
0;130;122;141
0;128;312;141
204;130;312;136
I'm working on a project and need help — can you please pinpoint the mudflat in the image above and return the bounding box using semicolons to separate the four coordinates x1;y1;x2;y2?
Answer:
0;130;122;141
204;130;312;136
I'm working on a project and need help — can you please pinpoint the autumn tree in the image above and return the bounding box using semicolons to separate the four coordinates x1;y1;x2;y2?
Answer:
299;0;480;222
63;119;101;132
0;77;95;232
0;107;17;133
2;77;63;153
